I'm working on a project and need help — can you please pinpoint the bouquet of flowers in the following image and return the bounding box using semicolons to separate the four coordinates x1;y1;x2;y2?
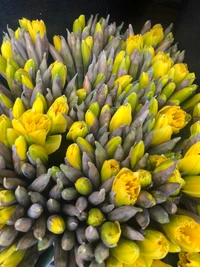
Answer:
0;14;200;267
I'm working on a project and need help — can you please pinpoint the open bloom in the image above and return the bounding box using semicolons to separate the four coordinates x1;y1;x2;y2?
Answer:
12;109;51;147
178;251;200;267
161;215;200;252
126;34;144;55
157;106;189;134
143;24;164;47
111;168;141;206
136;230;169;260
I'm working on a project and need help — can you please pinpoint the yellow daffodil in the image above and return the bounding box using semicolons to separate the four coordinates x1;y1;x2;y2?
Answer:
152;52;173;79
28;144;48;164
47;95;68;134
100;221;121;247
137;169;152;188
178;251;200;267
181;175;200;198
1;38;13;59
87;208;104;227
148;154;167;170
27;19;46;43
47;215;65;234
167;168;185;196
151;126;173;146
111;168;141;206
122;256;153;267
100;159;120;183
161;215;200;252
157;106;189;134
12;98;26;120
66;121;88;141
0;114;12;147
126;34;144;55
111;237;140;265
109;103;132;133
143;24;164;47
66;143;82;170
167;63;189;84
50;61;67;88
178;142;200;175
14;135;27;161
136;230;169;260
12;109;51;147
53;35;62;52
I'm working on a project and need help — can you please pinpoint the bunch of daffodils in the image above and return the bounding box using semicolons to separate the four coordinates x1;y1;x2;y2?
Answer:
0;14;200;267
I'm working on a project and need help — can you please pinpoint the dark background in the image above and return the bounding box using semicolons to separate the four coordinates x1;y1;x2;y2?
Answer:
0;0;199;84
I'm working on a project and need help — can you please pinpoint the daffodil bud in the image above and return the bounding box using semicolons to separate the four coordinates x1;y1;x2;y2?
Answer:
105;255;123;267
136;229;169;259
169;85;197;105
111;168;141;206
81;39;92;66
0;55;7;74
0;93;13;110
168;63;189;84
167;168;185;196
27;19;46;43
12;98;26;119
161;215;200;252
85;109;97;128
178;142;200;175
0;249;25;267
111;237;140;265
100;221;121;247
47;95;68;134
151;125;173;146
75;177;93;195
130;141;145;169
137;169;152;188
28;144;48;165
139;72;149;89
0;114;12;147
21;74;34;90
66;143;82;170
112;51;126;75
181;175;200;198
114;75;133;90
109;103;132;133
87;208;104;227
0;205;16;224
47;215;65;234
14;136;27;161
100;159;120;183
143;24;164;47
1;38;12;59
44;135;62;155
53;35;62;52
77;88;87;104
152;52;173;79
106;136;122;158
193;103;200;118
67;121;88;141
50;61;67;88
0;190;16;206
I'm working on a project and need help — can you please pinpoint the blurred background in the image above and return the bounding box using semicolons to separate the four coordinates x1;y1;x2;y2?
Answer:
0;0;199;84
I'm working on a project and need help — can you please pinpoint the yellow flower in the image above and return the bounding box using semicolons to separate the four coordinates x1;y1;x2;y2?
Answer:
178;251;200;267
111;238;140;265
50;61;67;88
12;109;51;147
32;93;47;114
168;63;189;84
44;135;62;154
27;19;46;43
151;126;173;146
100;159;120;183
152;52;173;79
111;168;141;206
1;38;13;59
167;168;185;196
65;143;82;170
148;154;167;170
87;208;104;226
143;24;164;47
157;106;189;134
100;221;121;247
47;95;68;134
0;114;12;147
28;144;48;164
53;35;62;52
178;142;200;175
126;34;144;55
181;175;200;198
12;98;26;120
123;256;153;267
67;121;88;141
14;135;27;161
0;205;16;224
47;215;65;234
136;230;169;260
109;103;132;133
151;260;172;267
137;169;152;188
161;215;200;252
